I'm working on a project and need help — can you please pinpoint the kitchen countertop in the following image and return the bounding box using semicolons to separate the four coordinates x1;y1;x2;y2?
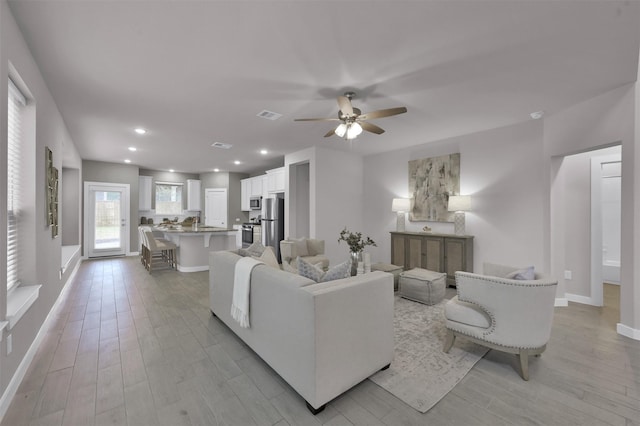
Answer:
154;225;236;233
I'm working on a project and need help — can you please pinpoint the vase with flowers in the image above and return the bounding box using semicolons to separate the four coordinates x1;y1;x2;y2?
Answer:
338;227;377;276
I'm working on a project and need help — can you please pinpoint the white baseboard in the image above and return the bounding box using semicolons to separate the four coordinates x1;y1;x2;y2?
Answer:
0;259;82;422
177;265;209;273
617;323;640;341
565;293;596;306
554;297;569;307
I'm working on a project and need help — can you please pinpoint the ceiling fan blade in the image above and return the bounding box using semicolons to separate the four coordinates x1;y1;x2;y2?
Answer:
294;117;341;122
359;106;407;120
360;121;385;135
337;96;354;116
324;129;337;137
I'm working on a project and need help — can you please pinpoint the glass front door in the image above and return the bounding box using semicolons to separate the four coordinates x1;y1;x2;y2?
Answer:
85;183;129;257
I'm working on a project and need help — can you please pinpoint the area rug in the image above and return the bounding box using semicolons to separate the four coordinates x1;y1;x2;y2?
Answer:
369;295;489;413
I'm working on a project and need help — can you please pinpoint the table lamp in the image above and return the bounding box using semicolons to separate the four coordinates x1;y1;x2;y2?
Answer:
448;195;471;235
392;198;411;232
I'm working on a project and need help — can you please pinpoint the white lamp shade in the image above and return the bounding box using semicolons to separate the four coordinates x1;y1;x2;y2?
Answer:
448;195;471;212
392;198;411;212
346;122;363;139
335;123;347;137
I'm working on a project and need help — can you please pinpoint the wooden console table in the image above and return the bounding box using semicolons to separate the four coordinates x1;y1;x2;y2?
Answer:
390;231;473;287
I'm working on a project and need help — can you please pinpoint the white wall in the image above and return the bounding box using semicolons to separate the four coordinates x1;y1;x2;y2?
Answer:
285;146;364;265
363;120;546;274
0;0;83;408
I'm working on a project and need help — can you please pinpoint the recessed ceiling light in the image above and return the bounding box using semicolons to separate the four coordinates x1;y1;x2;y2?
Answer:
128;147;137;152
213;168;220;172
169;169;175;173
124;159;131;163
530;111;544;120
234;161;241;165
134;128;147;135
260;149;268;155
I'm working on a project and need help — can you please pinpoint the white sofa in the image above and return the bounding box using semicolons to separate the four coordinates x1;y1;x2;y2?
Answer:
209;250;395;414
280;237;330;270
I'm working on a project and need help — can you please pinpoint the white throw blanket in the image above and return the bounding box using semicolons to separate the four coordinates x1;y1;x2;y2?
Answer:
231;257;264;328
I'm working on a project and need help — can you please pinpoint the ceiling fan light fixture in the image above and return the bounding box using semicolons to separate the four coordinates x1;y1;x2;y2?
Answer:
335;123;347;137
346;122;363;139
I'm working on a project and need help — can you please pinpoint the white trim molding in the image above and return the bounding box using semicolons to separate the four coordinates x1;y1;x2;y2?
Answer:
0;260;81;422
565;293;596;306
617;323;640;341
554;298;569;307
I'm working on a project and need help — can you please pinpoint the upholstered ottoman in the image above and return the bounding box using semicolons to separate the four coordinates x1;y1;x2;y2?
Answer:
371;263;403;291
399;268;447;305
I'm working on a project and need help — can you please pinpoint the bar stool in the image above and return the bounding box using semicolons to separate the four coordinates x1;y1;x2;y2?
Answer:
144;231;177;272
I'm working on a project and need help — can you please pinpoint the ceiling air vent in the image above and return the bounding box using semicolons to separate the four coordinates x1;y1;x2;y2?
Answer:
257;110;282;121
211;142;233;149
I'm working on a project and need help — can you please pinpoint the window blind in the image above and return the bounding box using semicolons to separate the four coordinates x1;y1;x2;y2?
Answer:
7;79;26;292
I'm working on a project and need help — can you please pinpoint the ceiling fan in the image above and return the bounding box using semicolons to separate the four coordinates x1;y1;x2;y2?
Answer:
294;92;407;140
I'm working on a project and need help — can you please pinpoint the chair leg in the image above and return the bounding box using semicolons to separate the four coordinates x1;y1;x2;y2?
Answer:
443;329;455;353
518;349;530;381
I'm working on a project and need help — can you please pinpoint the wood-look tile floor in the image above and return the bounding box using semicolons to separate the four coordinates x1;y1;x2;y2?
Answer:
2;257;639;426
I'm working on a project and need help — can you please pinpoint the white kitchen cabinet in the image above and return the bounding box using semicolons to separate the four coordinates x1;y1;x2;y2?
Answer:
250;176;263;197
262;176;269;199
241;178;251;211
139;176;153;211
266;167;285;193
187;179;201;211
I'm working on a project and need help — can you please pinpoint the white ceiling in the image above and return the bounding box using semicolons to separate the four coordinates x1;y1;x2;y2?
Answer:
8;0;640;175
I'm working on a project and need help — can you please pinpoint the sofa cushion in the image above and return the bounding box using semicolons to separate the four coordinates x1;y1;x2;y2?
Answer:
245;241;267;257
304;255;330;270
506;266;535;280
253;246;279;269
306;239;323;256
320;259;351;282
281;260;298;274
293;238;309;257
444;296;491;328
298;257;324;282
298;257;351;283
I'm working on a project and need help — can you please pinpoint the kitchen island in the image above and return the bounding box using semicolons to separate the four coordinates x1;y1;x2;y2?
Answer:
156;225;237;272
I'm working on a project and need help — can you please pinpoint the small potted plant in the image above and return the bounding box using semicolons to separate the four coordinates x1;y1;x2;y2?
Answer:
338;227;377;275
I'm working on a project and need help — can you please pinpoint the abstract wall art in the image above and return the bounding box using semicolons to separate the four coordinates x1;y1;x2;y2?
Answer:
46;146;59;238
408;153;460;222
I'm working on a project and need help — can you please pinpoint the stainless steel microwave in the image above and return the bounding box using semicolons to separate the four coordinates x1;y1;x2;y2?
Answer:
250;196;262;210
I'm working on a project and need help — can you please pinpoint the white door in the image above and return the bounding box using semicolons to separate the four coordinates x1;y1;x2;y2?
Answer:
84;182;130;257
205;188;227;228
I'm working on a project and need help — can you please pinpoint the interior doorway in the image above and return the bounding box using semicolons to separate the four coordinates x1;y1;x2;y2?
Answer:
554;145;621;319
84;182;130;257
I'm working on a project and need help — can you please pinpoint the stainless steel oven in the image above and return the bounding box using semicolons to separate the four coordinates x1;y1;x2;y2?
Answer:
241;223;254;248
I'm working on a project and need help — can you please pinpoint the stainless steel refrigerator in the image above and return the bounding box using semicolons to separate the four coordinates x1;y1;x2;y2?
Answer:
263;197;285;263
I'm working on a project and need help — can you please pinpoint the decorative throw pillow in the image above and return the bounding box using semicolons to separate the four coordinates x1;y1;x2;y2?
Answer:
253;246;279;269
297;257;352;283
246;241;266;257
506;266;535;280
320;259;351;282
237;248;250;257
297;257;324;282
293;238;309;257
281;260;298;274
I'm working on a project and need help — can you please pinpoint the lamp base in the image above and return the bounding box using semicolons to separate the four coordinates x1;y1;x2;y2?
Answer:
396;212;406;232
453;211;466;235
